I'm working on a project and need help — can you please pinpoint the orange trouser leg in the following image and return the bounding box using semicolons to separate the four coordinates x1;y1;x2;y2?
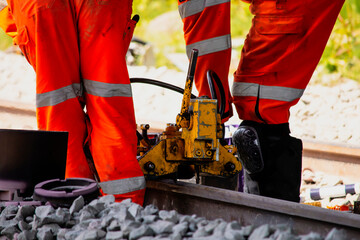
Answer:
7;0;92;178
76;0;145;205
7;0;145;205
178;0;233;122
232;0;345;124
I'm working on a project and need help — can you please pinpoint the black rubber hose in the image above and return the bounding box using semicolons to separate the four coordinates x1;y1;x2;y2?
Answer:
207;71;217;101
206;70;226;119
130;77;197;99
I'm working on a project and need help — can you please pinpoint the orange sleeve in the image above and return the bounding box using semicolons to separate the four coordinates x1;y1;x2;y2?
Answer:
0;6;17;38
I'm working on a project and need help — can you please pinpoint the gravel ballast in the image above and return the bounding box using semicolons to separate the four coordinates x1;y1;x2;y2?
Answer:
0;195;348;240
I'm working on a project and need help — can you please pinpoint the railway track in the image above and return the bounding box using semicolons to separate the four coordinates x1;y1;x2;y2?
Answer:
2;100;360;238
144;179;360;239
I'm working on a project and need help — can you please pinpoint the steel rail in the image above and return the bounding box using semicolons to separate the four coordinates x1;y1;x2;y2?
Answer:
144;179;360;239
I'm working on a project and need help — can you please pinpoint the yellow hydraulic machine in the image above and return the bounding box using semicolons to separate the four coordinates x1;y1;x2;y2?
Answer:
137;49;242;181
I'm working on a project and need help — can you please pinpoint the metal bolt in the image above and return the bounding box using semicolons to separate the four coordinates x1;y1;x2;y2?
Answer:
171;145;178;154
205;150;212;157
195;149;202;157
144;161;155;171
224;162;235;172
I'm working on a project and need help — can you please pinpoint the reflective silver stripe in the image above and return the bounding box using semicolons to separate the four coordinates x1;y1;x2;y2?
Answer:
36;83;81;108
232;82;304;102
83;79;132;98
178;0;230;19
186;34;231;58
99;176;146;195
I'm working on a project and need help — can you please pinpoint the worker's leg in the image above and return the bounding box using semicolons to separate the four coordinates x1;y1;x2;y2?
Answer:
77;0;145;205
178;0;233;122
232;0;345;201
7;0;92;178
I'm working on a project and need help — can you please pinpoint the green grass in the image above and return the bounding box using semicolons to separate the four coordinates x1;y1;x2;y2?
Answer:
0;28;12;50
318;1;360;83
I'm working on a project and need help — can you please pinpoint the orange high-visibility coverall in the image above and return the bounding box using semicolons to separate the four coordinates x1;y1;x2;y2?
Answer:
179;0;345;125
178;0;233;122
4;0;145;205
233;0;345;124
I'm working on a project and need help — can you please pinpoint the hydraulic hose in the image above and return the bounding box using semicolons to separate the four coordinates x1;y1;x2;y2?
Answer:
206;70;226;120
130;77;197;99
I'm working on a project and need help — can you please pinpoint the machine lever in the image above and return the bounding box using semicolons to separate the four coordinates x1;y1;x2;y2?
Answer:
176;49;198;128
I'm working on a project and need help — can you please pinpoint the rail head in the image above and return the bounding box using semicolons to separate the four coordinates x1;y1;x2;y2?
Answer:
145;179;360;239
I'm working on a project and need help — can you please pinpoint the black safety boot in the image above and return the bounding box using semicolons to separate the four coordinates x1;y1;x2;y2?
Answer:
233;120;302;202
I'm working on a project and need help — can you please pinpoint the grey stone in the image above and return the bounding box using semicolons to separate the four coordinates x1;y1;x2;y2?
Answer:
129;225;154;240
179;215;192;223
116;205;135;222
299;232;323;240
81;205;100;217
57;228;70;240
241;225;253;237
193;216;206;224
55;208;70;223
121;220;142;237
89;199;106;213
106;230;124;240
189;222;197;232
107;219;121;231
17;230;36;240
325;228;347;240
98;207;111;218
170;232;183;240
224;233;245;240
275;231;298;240
38;223;61;235
74;219;95;230
193;227;211;238
272;227;295;240
70;196;85;215
142;205;159;216
226;221;242;231
120;198;133;208
159;210;179;224
79;209;95;222
36;227;54;240
128;204;143;218
1;225;20;239
16;205;35;220
197;219;209;229
75;229;106;240
18;220;30;231
64;229;85;239
101;215;115;228
88;219;102;230
212;222;227;237
25;216;33;223
249;224;271;240
35;205;55;219
142;215;158;224
65;219;77;228
149;220;175;234
204;219;224;234
172;222;188;236
0;218;18;230
99;194;116;206
32;209;69;229
1;206;18;218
